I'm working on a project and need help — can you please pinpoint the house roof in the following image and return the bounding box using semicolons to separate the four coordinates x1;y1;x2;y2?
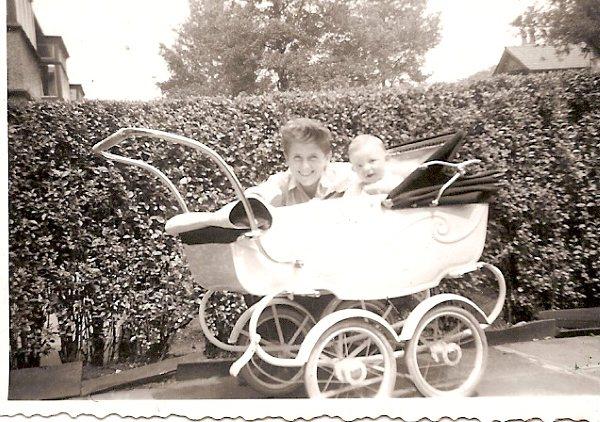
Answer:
502;44;591;72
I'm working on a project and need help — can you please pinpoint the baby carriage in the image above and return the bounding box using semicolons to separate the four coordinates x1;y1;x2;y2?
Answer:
93;127;506;398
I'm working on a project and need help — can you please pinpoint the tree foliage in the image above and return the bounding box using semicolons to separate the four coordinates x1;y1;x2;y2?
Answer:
159;0;440;97
513;0;600;56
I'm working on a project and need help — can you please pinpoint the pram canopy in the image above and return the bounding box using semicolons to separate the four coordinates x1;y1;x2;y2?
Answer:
385;131;502;209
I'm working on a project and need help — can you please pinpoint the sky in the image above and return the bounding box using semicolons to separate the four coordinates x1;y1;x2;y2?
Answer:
32;0;537;101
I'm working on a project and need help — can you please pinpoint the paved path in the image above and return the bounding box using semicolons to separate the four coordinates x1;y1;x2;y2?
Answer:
86;336;600;399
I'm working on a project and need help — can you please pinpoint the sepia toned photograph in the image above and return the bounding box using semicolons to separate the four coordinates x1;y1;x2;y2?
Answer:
3;0;599;420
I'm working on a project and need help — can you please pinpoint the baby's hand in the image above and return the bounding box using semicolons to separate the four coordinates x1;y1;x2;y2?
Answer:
363;182;387;194
363;176;403;194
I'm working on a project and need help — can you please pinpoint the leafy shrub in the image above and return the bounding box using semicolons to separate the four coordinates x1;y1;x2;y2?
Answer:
8;70;599;367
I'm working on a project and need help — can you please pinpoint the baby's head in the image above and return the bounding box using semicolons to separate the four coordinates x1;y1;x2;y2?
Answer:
348;134;386;184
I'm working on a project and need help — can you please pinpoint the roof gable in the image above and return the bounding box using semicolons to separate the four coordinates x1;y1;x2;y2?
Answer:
505;45;591;71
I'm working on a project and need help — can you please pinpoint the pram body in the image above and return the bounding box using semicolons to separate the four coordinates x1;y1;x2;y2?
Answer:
167;197;489;300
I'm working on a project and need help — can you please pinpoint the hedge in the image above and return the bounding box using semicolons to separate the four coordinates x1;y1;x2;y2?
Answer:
8;70;599;368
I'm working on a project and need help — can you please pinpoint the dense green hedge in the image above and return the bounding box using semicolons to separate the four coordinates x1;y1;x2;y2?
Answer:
8;70;599;367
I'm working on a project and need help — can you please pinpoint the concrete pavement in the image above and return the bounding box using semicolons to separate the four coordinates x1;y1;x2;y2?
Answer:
84;336;600;399
479;337;600;396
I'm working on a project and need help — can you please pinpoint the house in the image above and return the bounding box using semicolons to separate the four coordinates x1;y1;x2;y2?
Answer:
493;44;598;75
69;84;85;101
7;0;84;102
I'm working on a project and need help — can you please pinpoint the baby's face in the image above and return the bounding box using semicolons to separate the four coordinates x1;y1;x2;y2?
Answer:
350;143;386;184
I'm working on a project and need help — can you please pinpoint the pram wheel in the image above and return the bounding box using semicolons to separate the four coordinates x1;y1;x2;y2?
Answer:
239;305;313;397
405;305;487;397
304;319;396;398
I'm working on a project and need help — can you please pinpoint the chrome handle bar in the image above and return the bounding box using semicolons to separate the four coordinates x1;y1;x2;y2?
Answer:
92;127;261;234
93;128;301;267
418;159;481;206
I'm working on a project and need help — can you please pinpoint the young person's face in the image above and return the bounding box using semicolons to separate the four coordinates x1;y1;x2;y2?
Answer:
285;142;331;190
350;143;386;184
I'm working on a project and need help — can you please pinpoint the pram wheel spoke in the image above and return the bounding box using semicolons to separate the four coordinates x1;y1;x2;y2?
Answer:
405;305;487;397
304;320;396;399
239;305;313;397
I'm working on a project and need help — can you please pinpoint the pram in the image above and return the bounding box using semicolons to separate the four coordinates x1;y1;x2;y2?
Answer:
93;128;506;398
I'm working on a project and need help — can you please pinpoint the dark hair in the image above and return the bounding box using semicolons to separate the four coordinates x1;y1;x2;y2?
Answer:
280;118;332;156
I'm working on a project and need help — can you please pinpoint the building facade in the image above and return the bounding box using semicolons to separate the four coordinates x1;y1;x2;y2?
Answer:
7;0;84;102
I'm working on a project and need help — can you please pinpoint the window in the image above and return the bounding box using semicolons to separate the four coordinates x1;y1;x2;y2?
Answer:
43;64;59;97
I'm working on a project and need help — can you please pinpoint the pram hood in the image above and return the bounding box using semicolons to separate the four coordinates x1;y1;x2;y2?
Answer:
385;131;503;209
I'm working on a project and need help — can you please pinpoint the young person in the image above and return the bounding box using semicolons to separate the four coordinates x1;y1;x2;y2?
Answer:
344;134;403;196
248;118;352;206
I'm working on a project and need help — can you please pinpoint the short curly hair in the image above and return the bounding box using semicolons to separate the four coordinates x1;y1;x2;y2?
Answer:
280;118;332;156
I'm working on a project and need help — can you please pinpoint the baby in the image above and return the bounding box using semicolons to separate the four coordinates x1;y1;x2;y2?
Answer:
345;134;402;196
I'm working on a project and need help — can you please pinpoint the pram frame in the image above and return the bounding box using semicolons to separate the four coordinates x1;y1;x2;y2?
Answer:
93;127;507;398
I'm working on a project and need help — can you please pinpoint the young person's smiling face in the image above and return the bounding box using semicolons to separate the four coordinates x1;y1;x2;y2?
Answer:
285;142;331;192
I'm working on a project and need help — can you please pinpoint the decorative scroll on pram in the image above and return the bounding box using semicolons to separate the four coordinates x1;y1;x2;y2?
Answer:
384;131;504;209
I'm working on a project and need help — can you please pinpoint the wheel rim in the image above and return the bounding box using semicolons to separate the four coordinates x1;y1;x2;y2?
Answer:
306;323;396;398
241;305;312;392
408;308;486;396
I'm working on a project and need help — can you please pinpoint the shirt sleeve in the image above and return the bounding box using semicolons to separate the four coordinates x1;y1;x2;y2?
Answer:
245;171;288;207
328;162;354;193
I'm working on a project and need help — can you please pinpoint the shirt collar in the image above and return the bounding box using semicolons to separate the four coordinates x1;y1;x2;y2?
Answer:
287;164;337;194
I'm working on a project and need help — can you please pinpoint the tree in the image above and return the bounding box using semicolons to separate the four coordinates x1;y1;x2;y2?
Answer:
159;0;440;97
459;65;496;84
158;1;266;97
512;0;600;56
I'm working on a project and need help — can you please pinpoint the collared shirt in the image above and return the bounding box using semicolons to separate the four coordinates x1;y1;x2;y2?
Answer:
247;162;353;207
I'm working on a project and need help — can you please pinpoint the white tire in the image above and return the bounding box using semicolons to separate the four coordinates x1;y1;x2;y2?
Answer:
304;319;396;398
406;305;487;397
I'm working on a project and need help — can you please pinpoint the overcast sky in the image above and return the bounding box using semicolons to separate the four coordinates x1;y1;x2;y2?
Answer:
32;0;537;101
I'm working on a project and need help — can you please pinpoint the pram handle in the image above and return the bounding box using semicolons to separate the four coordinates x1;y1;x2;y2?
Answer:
92;128;135;153
92;127;262;233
